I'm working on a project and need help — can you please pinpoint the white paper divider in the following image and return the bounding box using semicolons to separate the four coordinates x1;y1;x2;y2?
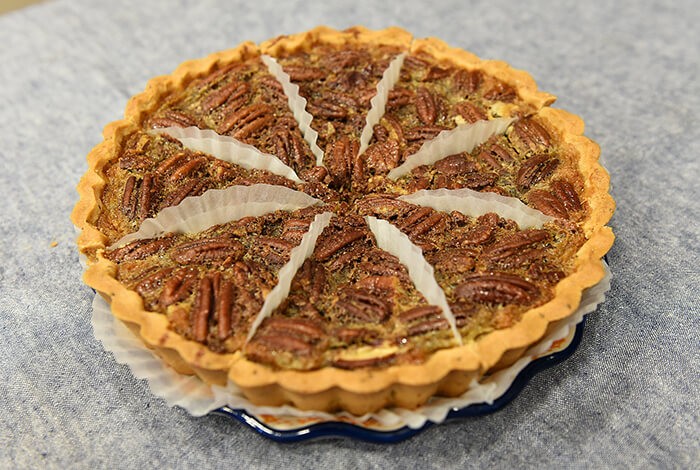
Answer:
261;55;325;166
111;184;321;248
245;211;335;343
365;216;462;345
387;117;515;180
398;188;554;229
358;53;406;156
152;126;302;183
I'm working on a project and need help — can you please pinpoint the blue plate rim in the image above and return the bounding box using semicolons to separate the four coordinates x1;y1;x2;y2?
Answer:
211;317;586;443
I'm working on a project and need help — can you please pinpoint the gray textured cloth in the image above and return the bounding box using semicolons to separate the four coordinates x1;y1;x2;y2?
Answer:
1;0;698;467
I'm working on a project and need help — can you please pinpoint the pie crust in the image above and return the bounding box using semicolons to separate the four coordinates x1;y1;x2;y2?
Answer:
72;26;614;414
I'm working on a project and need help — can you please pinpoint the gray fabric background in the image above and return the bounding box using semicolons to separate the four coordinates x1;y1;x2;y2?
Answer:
1;0;698;467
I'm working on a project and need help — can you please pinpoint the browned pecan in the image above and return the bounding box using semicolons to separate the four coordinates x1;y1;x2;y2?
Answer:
216;278;234;339
458;213;499;245
119;152;152;172
455;272;539;304
283;65;325;82
397;206;432;231
280;218;312;243
335;289;390;323
327;92;360;109
107;236;175;262
327;244;366;271
159;267;199;307
217;103;273;137
168;156;207;181
363;139;400;175
357;254;410;282
408;318;450;336
160;179;208;209
476;142;514;170
202;81;249;112
403;54;430;71
134;267;174;298
355;275;397;293
150;110;196;129
424;65;451;81
528;189;569;219
307;100;347;119
483;229;550;261
192;275;213;342
406;212;445;238
257;74;286;101
171;238;245;265
415;87;438;125
517;154;559;190
154;152;188;176
334;327;379;346
314;229;366;261
382;114;406;145
428;248;476;273
483;81;517;102
386;87;413;109
324;136;358;184
355;194;412;218
262;317;326;341
299;165;329;184
273;128;309;169
373;123;390;142
528;262;565;284
551;179;582;213
137;173;157;221
323;49;363;71
452;69;483;95
433;154;474;175
121;175;138;218
449;171;498;190
399;305;443;323
453;101;488;124
512;119;552;152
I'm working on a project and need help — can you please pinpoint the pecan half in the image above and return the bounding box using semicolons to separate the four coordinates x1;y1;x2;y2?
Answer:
458;213;499;245
428;248;476;273
202;81;249;113
159;267;199;307
455;272;539;304
107;236;175;262
453;101;487;124
363;139;400;175
528;189;569;219
150;110;196;129
516;154;559;191
512;119;552;152
483;81;517;102
283;65;325;82
335;289;390;323
171;238;245;265
483;229;550;261
452;69;483;95
551;179;582;213
217;103;273;137
314;229;365;261
307;100;347;119
415;87;438;125
433;154;474;175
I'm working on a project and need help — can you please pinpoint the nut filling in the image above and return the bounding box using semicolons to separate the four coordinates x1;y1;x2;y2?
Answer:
74;27;614;413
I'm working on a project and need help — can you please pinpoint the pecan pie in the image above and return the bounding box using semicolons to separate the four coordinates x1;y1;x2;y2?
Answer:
73;26;614;414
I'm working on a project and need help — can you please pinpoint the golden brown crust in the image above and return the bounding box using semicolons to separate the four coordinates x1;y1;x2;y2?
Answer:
260;25;414;57
73;26;614;414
